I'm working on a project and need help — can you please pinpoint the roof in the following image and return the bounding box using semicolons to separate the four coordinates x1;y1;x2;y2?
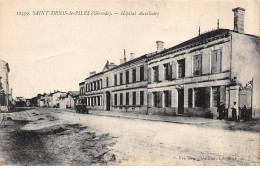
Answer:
68;91;80;97
148;29;231;61
84;52;155;81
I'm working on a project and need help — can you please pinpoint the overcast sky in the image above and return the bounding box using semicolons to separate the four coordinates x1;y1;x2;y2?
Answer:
0;0;259;100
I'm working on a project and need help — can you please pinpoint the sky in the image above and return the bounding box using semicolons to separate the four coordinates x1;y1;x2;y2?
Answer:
0;0;259;101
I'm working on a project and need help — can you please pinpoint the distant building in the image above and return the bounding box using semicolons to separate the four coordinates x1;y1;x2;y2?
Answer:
79;7;259;117
55;91;80;109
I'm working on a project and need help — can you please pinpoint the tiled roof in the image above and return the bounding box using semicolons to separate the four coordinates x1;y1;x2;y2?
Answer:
147;29;231;61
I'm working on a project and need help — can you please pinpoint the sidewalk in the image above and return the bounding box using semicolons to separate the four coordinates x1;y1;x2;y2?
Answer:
88;110;217;125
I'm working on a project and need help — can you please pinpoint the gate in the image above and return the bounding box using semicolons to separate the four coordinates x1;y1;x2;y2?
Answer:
238;79;253;119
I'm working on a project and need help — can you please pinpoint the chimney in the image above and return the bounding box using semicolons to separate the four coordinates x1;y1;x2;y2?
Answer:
130;53;135;60
123;49;127;63
89;71;96;76
156;41;164;53
232;7;245;33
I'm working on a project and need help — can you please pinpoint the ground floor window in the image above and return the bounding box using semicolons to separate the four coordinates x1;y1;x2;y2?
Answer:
140;91;144;105
164;90;171;107
94;97;97;106
114;94;117;106
126;92;129;105
153;91;162;108
194;87;210;108
120;93;123;105
132;92;136;105
212;86;220;107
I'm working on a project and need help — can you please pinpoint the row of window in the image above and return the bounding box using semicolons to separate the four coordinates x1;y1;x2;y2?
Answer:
85;79;103;92
114;91;144;106
151;86;222;109
152;49;222;82
85;96;102;106
113;66;145;87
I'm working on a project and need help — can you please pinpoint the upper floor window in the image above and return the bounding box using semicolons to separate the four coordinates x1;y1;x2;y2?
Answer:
193;54;202;76
100;79;102;89
132;68;136;83
126;70;129;84
114;74;117;86
178;59;185;78
140;66;144;81
94;81;96;90
211;49;222;73
86;84;88;92
153;66;159;82
97;81;100;90
106;77;109;88
164;63;171;80
120;73;123;85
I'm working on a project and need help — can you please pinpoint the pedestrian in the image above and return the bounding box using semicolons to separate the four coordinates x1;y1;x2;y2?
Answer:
217;102;225;120
231;102;237;121
242;105;247;120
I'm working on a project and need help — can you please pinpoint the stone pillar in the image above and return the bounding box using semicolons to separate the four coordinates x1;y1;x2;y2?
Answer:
161;91;165;107
229;85;240;114
192;88;195;108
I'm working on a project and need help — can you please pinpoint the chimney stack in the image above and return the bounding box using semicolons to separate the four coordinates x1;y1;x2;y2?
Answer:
89;71;96;77
124;49;127;63
156;41;164;53
232;7;245;33
130;53;135;60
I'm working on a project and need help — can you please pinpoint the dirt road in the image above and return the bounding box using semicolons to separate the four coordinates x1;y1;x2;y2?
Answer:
0;108;259;166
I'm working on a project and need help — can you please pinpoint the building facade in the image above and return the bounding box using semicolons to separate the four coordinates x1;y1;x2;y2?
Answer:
79;7;259;117
0;59;13;111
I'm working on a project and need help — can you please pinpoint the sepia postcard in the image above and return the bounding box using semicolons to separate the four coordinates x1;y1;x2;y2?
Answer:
0;0;259;166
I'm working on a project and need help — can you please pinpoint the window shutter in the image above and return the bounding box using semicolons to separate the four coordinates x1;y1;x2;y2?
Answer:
216;49;222;72
148;68;152;83
167;90;172;107
171;61;177;79
148;92;152;107
211;51;217;73
168;63;172;80
158;65;164;81
158;91;163;108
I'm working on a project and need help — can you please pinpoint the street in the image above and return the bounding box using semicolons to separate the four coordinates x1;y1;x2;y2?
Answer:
0;108;259;166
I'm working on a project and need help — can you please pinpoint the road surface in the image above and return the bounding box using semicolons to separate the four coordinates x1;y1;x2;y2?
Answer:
0;108;259;165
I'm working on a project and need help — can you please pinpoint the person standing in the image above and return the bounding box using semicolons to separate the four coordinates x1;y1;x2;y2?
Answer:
217;102;225;120
231;102;237;121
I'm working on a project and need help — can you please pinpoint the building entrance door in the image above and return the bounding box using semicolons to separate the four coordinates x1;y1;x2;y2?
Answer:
106;91;110;111
178;89;184;114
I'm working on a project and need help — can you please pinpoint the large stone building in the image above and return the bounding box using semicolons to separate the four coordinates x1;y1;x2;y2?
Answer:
80;50;154;114
0;59;13;111
79;7;259;117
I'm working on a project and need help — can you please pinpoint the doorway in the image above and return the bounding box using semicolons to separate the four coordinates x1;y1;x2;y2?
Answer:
178;89;184;114
106;91;111;111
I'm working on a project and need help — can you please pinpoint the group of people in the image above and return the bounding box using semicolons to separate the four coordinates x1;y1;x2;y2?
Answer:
217;102;252;121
